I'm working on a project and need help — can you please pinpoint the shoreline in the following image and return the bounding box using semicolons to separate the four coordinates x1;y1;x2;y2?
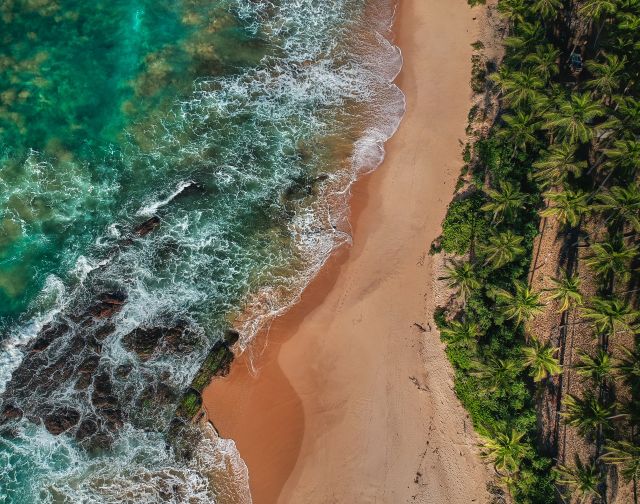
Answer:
203;1;493;502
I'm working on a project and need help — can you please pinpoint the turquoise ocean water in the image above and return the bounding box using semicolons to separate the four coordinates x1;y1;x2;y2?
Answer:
0;1;403;502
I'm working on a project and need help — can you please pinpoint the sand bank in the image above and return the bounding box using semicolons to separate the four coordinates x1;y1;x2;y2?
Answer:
203;0;493;502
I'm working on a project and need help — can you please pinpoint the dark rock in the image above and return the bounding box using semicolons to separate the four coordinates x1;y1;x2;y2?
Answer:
43;407;80;435
0;404;23;424
115;363;133;379
176;181;205;199
224;329;240;346
31;322;69;352
123;325;196;361
122;327;163;360
94;323;115;341
77;355;100;375
88;293;127;319
134;216;161;237
76;417;100;441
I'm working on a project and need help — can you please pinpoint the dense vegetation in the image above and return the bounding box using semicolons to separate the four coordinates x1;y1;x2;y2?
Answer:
434;0;640;502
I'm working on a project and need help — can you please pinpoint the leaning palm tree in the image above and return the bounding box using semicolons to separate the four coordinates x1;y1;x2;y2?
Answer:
440;260;480;306
532;142;587;188
479;428;529;476
472;357;522;394
586;54;627;101
522;338;562;382
543;92;605;144
581;297;639;339
524;44;560;81
539;188;590;227
545;270;583;312
554;456;602;504
585;239;638;284
595;184;640;232
602;440;640;495
615;346;640;389
574;349;613;384
479;230;525;269
496;281;545;327
481;181;527;222
440;320;482;348
562;392;613;438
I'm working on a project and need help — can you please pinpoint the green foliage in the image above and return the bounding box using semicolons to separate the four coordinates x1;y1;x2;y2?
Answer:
437;193;487;255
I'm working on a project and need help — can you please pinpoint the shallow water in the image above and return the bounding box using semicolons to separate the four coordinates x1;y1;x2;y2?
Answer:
0;0;403;501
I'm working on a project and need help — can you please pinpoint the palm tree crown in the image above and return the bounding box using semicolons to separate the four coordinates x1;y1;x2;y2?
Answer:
562;392;613;437
575;349;613;383
540;188;590;227
440;320;482;347
532;142;587;188
479;230;525;269
440;260;481;305
522;339;562;382
479;428;529;475
554;456;602;503
602;440;640;484
585;239;638;283
496;281;545;326
481;181;527;222
543;93;605;144
545;270;583;312
595;183;640;232
581;297;639;337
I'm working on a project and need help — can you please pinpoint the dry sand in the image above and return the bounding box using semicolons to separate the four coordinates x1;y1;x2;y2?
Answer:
203;1;493;502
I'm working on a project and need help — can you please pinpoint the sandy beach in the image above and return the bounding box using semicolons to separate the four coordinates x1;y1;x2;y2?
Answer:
203;1;493;502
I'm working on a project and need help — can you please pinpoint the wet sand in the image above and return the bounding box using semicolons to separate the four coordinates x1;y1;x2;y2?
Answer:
203;0;493;502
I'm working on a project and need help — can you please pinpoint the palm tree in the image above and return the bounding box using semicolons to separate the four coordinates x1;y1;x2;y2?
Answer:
495;69;545;108
602;440;640;491
479;428;529;476
496;0;528;25
479;231;525;269
524;44;560;82
554;456;602;503
440;320;482;348
562;392;613;438
531;0;562;20
440;260;480;305
574;349;613;383
595;184;640;232
613;96;640;133
481;181;527;222
532;142;587;188
498;111;541;152
522;339;562;382
586;54;627;100
545;270;583;312
502;21;543;54
585;239;638;284
616;346;640;389
578;0;617;21
472;357;522;394
602;139;640;174
581;297;639;338
539;188;590;227
543;93;605;144
496;281;545;326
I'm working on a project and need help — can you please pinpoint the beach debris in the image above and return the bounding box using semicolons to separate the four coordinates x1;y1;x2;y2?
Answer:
413;322;428;332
